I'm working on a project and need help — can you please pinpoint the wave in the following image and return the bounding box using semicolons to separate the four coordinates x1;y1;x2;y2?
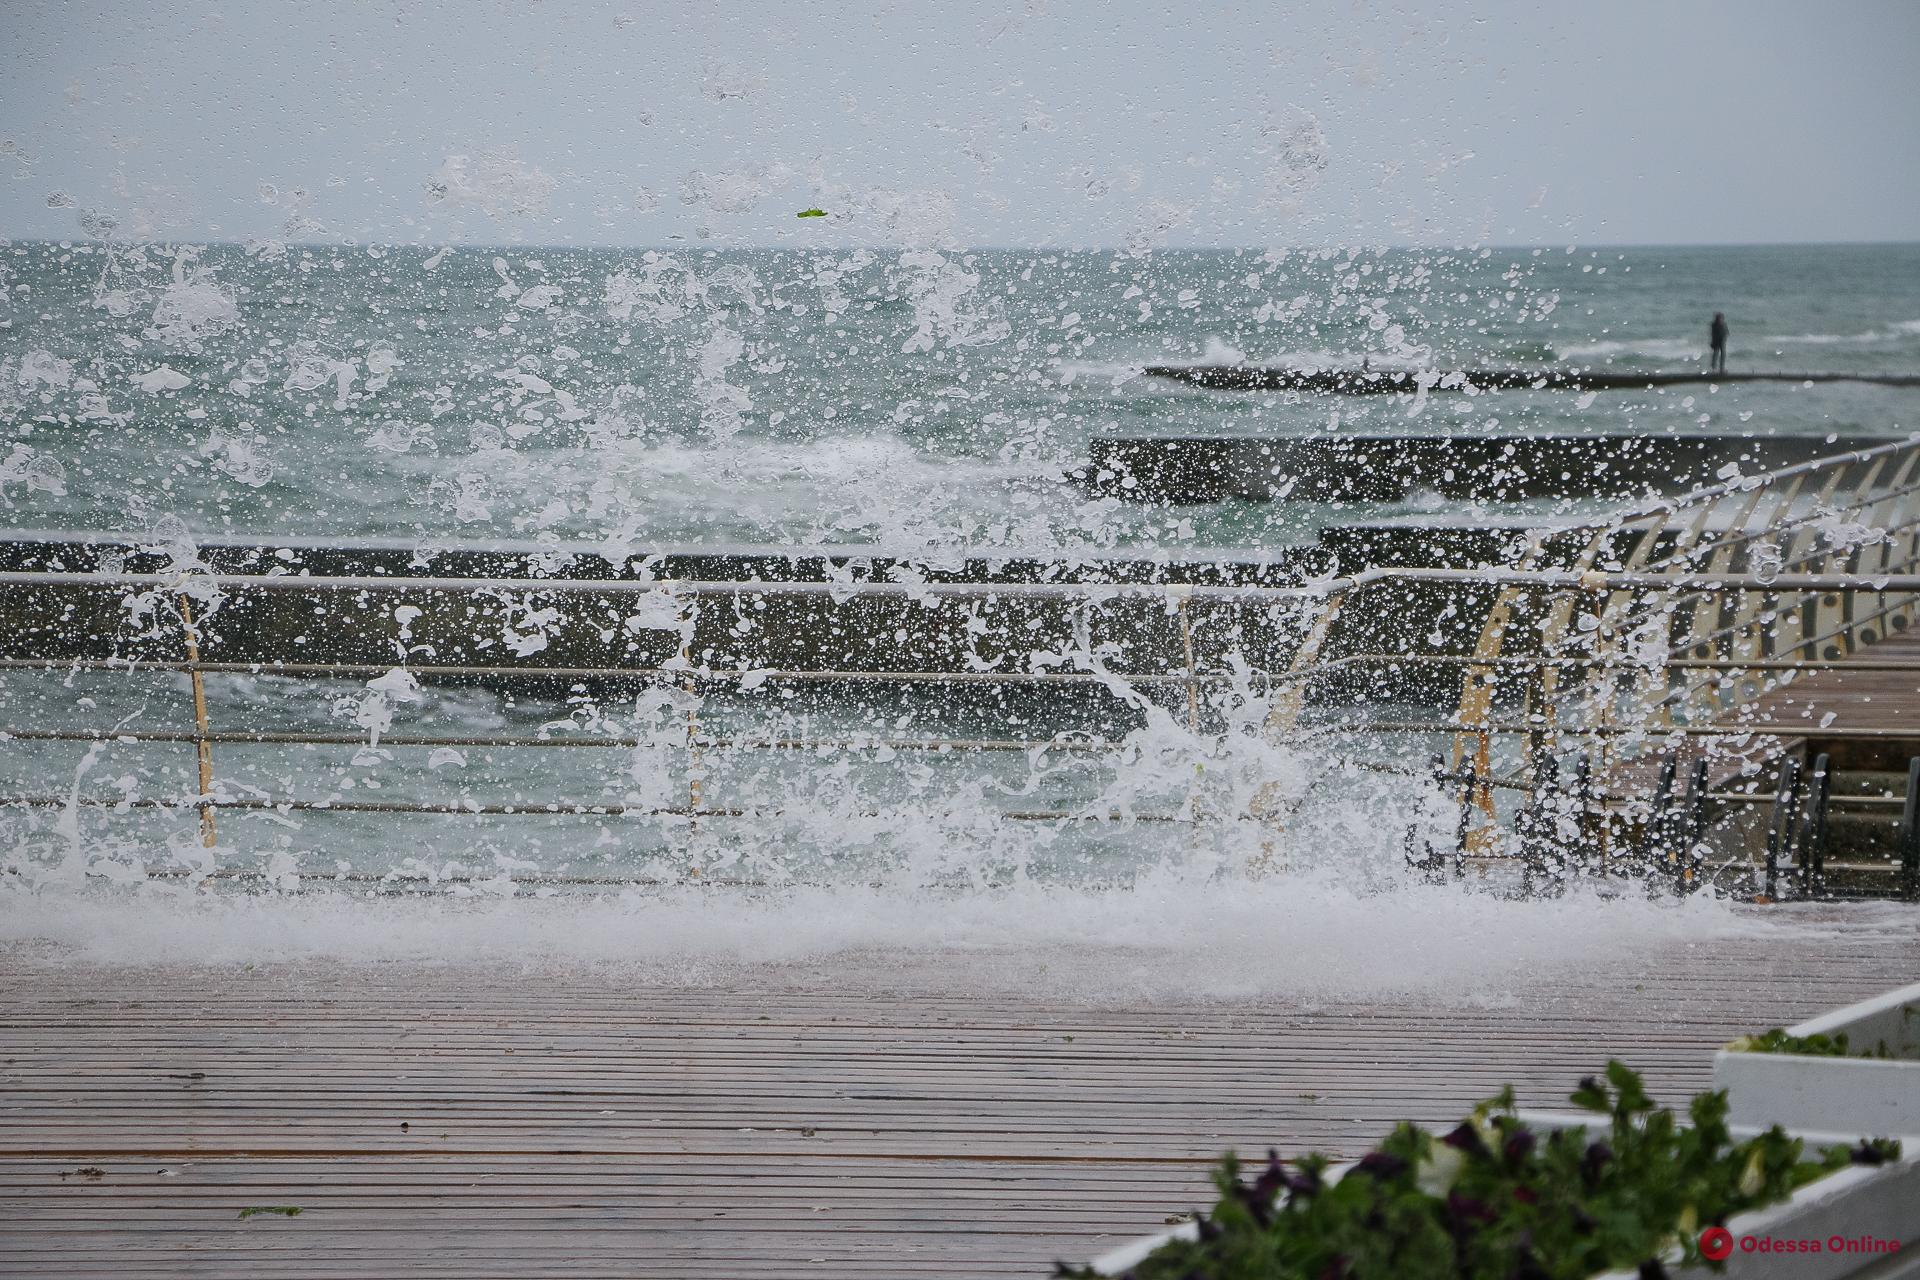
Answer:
1557;321;1920;362
1760;320;1920;345
1554;337;1702;363
0;877;1788;1003
396;430;1098;555
1090;345;1434;375
1053;358;1146;387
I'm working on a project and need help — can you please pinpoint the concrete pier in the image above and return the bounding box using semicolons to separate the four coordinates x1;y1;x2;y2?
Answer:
0;530;1309;589
1145;365;1920;395
1086;433;1902;503
0;526;1628;689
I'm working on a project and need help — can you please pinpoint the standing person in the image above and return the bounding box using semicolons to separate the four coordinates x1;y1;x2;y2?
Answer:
1709;312;1729;373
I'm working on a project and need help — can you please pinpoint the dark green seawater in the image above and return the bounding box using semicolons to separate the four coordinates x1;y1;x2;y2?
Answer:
5;241;1917;555
2;240;1918;893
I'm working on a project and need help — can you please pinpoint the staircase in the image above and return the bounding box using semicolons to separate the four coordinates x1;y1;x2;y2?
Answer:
1761;752;1920;900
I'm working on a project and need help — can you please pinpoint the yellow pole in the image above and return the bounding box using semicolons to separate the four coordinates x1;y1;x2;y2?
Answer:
176;594;217;848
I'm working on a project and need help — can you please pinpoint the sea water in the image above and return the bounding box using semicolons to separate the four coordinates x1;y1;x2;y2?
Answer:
5;241;1917;552
2;239;1918;964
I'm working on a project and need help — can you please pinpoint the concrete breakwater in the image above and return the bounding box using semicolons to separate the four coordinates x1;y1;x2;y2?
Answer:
1144;364;1920;394
0;533;1300;694
0;529;1604;707
0;531;1304;590
1085;433;1902;503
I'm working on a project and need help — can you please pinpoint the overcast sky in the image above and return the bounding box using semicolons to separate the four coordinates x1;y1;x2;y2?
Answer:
3;0;1917;248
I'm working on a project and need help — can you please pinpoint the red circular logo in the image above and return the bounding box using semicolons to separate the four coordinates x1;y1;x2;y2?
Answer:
1700;1227;1734;1261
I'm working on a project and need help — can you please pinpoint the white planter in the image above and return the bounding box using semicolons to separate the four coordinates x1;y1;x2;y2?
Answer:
1716;981;1920;1140
1089;1161;1358;1275
1086;1116;1918;1279
1593;1158;1920;1280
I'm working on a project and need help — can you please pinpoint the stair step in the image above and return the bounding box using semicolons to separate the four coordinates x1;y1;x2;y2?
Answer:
1821;812;1907;858
1828;769;1916;797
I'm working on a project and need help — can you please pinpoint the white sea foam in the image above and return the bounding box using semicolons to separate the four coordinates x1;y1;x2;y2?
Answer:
1054;357;1146;388
1198;336;1247;364
1266;347;1431;372
1760;321;1920;345
1558;322;1920;362
147;268;238;348
0;878;1790;1004
1554;337;1701;363
412;430;1089;554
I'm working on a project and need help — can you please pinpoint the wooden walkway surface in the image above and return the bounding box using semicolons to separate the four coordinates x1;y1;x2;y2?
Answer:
1611;626;1920;797
3;913;1917;1278
1731;628;1920;743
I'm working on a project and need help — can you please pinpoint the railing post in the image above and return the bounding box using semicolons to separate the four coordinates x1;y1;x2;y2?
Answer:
1263;588;1344;736
1526;524;1619;751
1572;753;1596;875
676;589;703;827
1800;753;1831;898
1253;586;1348;875
1451;758;1475;877
1797;459;1859;662
1763;754;1802;901
1451;529;1575;853
1679;757;1709;893
175;593;217;849
1900;757;1920;902
1175;592;1202;734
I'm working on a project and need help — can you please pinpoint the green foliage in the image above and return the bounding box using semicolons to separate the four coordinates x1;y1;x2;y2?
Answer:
795;208;827;218
1725;1028;1889;1058
237;1206;303;1219
1056;1062;1899;1280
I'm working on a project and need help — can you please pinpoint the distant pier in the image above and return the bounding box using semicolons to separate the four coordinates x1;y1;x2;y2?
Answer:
1144;365;1920;394
1086;433;1904;503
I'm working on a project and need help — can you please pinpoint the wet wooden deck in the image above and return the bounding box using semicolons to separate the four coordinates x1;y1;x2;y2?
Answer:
2;914;1917;1278
1731;628;1920;746
1607;626;1920;797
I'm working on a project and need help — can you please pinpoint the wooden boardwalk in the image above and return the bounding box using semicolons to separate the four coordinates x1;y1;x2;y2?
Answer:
1671;627;1920;793
2;913;1917;1278
1601;626;1920;801
1730;629;1920;746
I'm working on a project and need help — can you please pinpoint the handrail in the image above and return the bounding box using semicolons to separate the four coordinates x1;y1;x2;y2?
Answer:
10;566;1920;601
10;435;1920;885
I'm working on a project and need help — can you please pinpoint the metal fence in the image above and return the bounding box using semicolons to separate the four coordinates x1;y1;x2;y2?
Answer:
7;435;1920;893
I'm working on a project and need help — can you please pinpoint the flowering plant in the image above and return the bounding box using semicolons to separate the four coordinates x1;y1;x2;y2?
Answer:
1724;1028;1888;1059
1058;1061;1898;1279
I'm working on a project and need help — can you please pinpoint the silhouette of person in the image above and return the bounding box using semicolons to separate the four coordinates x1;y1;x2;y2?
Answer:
1709;312;1729;374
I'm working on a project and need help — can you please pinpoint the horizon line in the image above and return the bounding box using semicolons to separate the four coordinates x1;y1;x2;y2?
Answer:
6;236;1920;255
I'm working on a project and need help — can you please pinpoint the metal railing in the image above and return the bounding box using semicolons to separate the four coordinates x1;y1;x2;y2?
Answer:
7;436;1920;892
1271;436;1920;855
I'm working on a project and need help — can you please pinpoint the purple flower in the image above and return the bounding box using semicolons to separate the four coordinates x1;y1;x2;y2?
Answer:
1446;1192;1497;1225
1281;1162;1322;1200
1503;1129;1536;1166
1850;1139;1898;1166
1353;1151;1410;1180
1441;1122;1488;1156
1249;1150;1287;1204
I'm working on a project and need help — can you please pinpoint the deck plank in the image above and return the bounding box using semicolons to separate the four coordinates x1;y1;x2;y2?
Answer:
3;911;1917;1277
